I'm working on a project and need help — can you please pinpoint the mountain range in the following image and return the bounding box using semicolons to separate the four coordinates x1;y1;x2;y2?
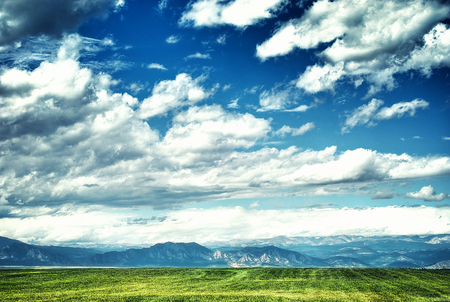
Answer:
1;235;449;268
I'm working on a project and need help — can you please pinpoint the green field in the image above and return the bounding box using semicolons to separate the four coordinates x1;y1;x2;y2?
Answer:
1;268;449;301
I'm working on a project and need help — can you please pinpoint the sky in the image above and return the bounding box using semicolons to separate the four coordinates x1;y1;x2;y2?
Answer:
0;0;449;248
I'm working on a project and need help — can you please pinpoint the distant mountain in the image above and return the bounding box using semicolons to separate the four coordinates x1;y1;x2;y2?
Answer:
425;260;450;269
214;246;323;267
0;236;98;266
323;256;370;268
89;242;222;267
1;235;450;268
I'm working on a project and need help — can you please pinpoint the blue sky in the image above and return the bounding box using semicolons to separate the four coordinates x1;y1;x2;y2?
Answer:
0;0;449;247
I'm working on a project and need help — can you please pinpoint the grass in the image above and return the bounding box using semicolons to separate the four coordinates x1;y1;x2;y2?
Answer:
1;268;450;301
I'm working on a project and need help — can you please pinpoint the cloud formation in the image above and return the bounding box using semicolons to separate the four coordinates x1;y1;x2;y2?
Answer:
1;205;449;247
179;0;288;28
0;0;125;45
166;35;181;44
256;0;450;95
138;73;211;119
147;63;168;70
258;85;315;112
406;186;449;202
1;32;450;214
184;52;212;60
274;123;315;137
342;98;429;133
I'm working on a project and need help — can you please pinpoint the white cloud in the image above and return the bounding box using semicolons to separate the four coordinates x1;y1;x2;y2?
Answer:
184;52;212;60
155;105;271;166
1;31;450;216
274;125;292;137
274;122;315;137
227;98;239;109
342;98;429;133
249;201;259;209
179;0;288;28
166;35;180;44
147;63;168;70
217;34;227;44
400;23;450;76
137;73;211;119
256;0;450;95
406;186;449;202
1;205;449;247
292;122;315;136
443;137;450;141
258;85;313;112
258;88;292;111
296;62;345;94
376;99;429;120
157;0;168;11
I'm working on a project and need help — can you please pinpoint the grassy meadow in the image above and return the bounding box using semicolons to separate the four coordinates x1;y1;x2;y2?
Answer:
1;267;450;301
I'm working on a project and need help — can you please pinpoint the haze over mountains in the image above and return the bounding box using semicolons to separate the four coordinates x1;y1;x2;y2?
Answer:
1;235;450;269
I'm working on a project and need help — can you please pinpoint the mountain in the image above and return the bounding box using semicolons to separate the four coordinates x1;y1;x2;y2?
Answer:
425;260;450;269
0;236;98;266
89;242;223;267
323;256;370;268
1;235;450;268
213;246;324;267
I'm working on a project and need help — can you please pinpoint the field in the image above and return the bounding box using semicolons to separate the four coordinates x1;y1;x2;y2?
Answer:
1;268;450;301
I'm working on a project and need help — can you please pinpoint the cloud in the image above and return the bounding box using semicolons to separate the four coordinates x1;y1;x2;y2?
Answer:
147;63;168;70
296;62;344;94
179;0;288;28
406;186;449;202
292;122;315;136
1;32;450;213
342;98;429;133
1;205;449;246
184;52;212;60
256;0;450;95
166;35;181;44
137;73;211;119
216;34;227;44
371;190;395;200
227;98;239;109
157;0;168;11
275;123;315;137
0;0;125;45
258;84;314;112
156;104;271;166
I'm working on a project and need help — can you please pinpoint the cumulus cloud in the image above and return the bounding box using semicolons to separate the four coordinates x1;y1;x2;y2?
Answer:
0;0;125;45
1;32;450;213
156;104;271;166
406;186;449;202
179;0;288;28
137;73;211;119
296;62;344;94
256;0;450;95
342;98;429;133
147;63;168;70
